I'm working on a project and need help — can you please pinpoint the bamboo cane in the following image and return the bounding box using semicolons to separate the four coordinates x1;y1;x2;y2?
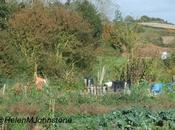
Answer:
2;84;6;95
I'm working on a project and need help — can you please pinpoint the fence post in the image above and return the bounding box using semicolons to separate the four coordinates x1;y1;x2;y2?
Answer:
173;75;175;82
97;86;100;95
102;86;106;94
2;84;6;95
49;99;55;127
90;86;94;95
94;86;97;95
99;66;105;86
87;87;90;94
24;85;27;97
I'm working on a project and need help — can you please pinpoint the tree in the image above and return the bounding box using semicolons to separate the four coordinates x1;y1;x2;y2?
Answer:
0;1;18;30
140;15;150;22
75;0;102;38
0;2;10;30
6;5;96;81
124;15;135;23
107;23;138;53
113;8;123;23
0;31;17;78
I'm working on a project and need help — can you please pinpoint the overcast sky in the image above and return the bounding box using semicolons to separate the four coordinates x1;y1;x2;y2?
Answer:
107;0;175;24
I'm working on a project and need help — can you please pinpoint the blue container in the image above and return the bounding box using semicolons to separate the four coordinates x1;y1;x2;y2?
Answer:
151;83;164;93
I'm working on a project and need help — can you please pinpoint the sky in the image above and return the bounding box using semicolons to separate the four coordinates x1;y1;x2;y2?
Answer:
106;0;175;24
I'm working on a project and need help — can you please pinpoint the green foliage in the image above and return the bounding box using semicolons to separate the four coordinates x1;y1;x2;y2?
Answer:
124;15;135;23
0;2;10;29
72;94;97;104
109;22;138;53
92;56;128;81
139;30;164;45
57;95;69;105
113;8;123;23
118;57;170;83
100;94;120;105
97;107;175;129
129;79;150;101
55;107;175;129
0;1;18;30
92;55;170;84
1;5;96;82
139;15;168;23
163;52;175;68
75;0;102;38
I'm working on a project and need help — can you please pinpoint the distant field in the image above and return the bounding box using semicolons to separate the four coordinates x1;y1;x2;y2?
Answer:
139;22;175;30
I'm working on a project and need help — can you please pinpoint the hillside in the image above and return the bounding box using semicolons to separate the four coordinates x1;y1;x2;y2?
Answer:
139;22;175;30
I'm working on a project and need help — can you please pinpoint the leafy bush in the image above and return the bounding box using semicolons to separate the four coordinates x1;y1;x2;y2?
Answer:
122;57;170;83
1;4;97;85
108;22;138;53
74;0;102;38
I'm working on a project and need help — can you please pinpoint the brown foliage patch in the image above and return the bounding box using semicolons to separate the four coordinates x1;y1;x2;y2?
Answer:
102;24;114;42
11;83;33;95
55;104;112;115
51;6;92;33
79;103;111;115
10;103;39;116
162;36;175;45
55;104;66;112
11;83;24;95
9;7;55;34
135;44;174;58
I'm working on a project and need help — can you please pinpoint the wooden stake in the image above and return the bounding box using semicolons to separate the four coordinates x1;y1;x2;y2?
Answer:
2;84;6;95
24;85;27;97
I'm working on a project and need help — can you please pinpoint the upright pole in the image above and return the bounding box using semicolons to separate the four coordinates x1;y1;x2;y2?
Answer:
2;84;6;95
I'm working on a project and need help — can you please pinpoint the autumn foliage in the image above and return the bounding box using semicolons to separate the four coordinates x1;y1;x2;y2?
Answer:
2;4;96;83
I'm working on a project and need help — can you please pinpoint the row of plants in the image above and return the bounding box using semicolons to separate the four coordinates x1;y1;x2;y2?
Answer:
59;107;175;130
5;106;175;130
